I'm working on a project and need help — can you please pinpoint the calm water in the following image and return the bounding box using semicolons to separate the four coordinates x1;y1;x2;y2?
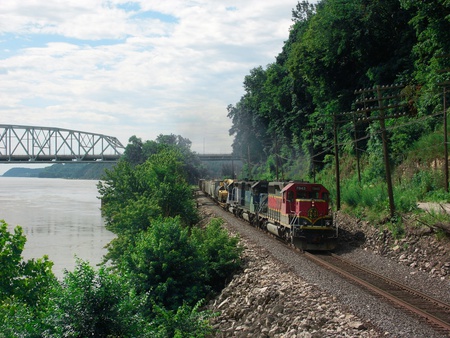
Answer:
0;177;115;278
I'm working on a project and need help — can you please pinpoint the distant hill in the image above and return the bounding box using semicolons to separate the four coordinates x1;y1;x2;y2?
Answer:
2;163;116;180
2;167;45;178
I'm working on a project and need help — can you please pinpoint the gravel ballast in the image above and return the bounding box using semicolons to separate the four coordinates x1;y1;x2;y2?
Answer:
199;194;450;337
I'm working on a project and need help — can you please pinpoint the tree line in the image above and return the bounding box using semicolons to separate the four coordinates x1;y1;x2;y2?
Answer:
0;135;242;337
228;0;450;184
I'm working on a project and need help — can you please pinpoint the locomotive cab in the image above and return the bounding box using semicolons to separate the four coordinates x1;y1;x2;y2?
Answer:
267;181;337;250
250;180;268;214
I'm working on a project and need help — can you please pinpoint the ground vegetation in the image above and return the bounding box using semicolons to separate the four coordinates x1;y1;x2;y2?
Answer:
0;136;243;337
228;0;450;234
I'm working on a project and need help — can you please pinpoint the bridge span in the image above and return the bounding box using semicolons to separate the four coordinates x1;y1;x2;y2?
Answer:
197;153;241;161
0;125;125;163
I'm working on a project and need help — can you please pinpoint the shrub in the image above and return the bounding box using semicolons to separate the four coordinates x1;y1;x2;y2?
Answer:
48;259;149;337
149;301;216;338
122;217;206;311
191;218;243;292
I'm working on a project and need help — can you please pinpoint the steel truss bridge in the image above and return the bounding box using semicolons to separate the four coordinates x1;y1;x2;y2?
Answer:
0;125;125;163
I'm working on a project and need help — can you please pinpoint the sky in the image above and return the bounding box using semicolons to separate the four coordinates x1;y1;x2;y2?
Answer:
0;0;297;156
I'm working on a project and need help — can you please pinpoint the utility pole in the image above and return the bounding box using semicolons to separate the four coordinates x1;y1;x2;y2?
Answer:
376;85;395;217
438;56;450;192
333;114;341;210
353;84;413;218
445;87;448;192
353;115;362;184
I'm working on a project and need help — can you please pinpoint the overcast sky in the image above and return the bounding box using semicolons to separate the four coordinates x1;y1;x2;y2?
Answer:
0;1;297;155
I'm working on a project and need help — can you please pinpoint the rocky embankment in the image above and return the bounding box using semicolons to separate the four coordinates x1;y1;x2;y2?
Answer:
201;196;450;337
207;233;378;337
338;211;450;280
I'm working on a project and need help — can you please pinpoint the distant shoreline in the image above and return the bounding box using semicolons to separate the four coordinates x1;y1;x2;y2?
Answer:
2;163;115;180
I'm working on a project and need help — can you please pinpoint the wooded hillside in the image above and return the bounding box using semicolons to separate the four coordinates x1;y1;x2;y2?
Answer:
228;0;450;188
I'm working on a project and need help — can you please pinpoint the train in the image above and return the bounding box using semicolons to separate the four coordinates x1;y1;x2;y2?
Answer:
199;179;338;251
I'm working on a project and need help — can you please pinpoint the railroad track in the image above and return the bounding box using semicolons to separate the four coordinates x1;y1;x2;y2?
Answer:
199;191;450;335
304;252;450;335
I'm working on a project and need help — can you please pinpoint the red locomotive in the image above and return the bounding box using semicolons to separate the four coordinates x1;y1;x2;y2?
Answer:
200;179;338;251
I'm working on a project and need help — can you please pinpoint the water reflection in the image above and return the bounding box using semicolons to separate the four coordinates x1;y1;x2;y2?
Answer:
0;177;115;278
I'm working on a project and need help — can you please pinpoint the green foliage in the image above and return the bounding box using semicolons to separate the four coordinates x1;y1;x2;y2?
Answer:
394;187;418;213
140;149;199;223
123;135;146;165
47;259;149;338
150;301;217;338
98;160;142;226
100;148;199;232
122;134;206;184
191;218;243;292
411;170;443;196
408;131;444;163
1;132;244;336
122;217;206;311
98;139;242;336
0;221;57;337
0;221;223;337
386;218;405;239
99;147;200;267
0;297;51;338
401;0;450;105
0;221;56;306
227;0;434;182
341;178;389;213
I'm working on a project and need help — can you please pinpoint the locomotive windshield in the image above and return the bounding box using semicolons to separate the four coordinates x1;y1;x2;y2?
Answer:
287;191;294;202
298;191;308;199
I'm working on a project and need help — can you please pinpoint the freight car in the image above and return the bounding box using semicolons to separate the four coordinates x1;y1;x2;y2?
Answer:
200;179;338;251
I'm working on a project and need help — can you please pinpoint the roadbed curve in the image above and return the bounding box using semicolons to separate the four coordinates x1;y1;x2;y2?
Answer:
200;194;448;337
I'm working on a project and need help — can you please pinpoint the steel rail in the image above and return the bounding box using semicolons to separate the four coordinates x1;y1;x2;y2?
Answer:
304;252;450;334
201;190;450;334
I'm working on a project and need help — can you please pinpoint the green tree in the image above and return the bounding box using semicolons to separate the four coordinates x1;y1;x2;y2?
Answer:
122;134;206;184
140;149;199;223
99;148;199;267
228;0;418;180
0;221;55;305
122;217;206;311
191;218;242;292
400;0;450;115
47;260;150;338
0;221;57;337
149;301;216;338
123;135;146;166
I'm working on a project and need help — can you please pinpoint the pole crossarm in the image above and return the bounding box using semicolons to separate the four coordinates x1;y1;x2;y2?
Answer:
350;84;417;217
0;125;125;163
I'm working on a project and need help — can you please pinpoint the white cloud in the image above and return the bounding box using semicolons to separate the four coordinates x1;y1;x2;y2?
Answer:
0;0;297;153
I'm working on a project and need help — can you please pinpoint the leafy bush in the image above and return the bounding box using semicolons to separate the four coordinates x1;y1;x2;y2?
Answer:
341;179;361;207
341;179;388;212
394;189;418;213
191;218;243;292
47;259;149;337
122;217;206;311
0;221;56;305
0;222;56;337
150;301;216;338
411;169;446;198
0;297;53;338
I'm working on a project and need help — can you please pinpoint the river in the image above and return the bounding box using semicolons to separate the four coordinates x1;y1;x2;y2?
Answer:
0;177;115;279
